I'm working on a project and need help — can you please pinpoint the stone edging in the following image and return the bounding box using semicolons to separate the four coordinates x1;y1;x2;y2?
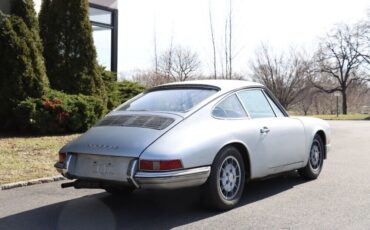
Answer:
0;176;65;191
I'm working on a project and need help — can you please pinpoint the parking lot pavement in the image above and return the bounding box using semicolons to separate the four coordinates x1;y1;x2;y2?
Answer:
0;121;369;229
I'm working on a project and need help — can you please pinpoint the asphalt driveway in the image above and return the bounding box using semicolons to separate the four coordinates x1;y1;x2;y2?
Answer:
0;121;369;229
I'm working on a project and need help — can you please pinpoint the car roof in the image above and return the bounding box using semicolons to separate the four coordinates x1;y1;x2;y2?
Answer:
160;80;264;92
112;80;268;118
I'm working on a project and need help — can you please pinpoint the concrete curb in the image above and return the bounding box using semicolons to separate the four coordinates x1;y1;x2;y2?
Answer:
0;176;65;191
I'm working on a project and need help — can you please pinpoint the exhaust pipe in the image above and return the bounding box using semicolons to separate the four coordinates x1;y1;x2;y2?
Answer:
61;182;75;188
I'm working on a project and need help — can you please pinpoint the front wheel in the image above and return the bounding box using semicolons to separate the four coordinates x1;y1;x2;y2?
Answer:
203;146;245;211
299;134;324;180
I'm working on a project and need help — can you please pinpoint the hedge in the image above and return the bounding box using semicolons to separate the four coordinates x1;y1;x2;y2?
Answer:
15;89;105;134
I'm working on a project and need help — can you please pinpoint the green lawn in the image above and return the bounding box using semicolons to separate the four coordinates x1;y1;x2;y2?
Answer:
309;114;369;120
0;134;79;185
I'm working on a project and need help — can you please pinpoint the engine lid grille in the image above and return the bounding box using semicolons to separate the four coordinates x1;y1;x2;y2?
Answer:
96;115;175;130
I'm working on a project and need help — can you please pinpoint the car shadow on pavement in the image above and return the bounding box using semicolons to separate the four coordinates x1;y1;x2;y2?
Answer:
0;172;306;230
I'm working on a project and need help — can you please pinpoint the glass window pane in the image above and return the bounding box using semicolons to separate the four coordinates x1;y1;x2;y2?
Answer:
119;88;218;113
212;94;247;118
238;90;276;119
92;26;112;70
265;93;285;117
89;7;112;24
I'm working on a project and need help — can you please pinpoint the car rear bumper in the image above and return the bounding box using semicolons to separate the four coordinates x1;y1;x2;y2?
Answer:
134;166;211;189
325;144;331;159
55;157;211;190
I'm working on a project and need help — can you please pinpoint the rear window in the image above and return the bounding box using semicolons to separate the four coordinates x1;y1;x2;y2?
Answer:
119;88;218;113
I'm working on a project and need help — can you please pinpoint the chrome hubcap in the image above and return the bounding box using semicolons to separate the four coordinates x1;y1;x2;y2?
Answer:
310;140;321;169
219;156;241;200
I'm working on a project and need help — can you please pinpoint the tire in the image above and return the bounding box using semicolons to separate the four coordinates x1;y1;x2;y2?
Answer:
299;134;324;180
203;146;246;211
105;187;134;196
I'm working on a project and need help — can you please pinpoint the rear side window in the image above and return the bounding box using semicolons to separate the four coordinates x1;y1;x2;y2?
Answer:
237;90;276;119
212;94;247;118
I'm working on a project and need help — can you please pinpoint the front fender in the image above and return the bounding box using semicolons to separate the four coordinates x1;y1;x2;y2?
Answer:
293;116;331;164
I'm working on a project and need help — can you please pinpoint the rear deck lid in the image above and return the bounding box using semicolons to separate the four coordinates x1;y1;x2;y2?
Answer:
60;113;182;157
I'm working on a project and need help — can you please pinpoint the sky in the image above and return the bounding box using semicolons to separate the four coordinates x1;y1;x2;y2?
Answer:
117;0;370;79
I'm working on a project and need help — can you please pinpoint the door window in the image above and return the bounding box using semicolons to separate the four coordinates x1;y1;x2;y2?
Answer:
264;93;285;117
237;90;275;118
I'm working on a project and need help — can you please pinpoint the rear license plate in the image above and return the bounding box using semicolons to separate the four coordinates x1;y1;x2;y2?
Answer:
74;154;131;182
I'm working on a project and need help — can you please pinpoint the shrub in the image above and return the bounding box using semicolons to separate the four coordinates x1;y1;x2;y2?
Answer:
0;13;48;130
101;68;121;111
117;80;146;104
15;89;104;134
101;67;146;111
39;0;106;103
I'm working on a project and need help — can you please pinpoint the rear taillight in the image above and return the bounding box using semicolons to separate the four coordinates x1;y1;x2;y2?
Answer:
58;152;66;163
139;159;183;171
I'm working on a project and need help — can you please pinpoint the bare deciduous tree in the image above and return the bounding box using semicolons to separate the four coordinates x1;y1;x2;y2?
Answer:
312;24;366;114
218;0;234;79
209;4;217;79
354;17;370;72
346;81;370;111
153;23;159;75
223;20;229;79
228;0;232;79
131;70;172;88
159;45;201;81
250;44;311;109
293;88;322;115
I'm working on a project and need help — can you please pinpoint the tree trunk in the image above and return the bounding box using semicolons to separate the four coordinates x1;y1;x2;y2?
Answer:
342;93;347;115
342;90;347;115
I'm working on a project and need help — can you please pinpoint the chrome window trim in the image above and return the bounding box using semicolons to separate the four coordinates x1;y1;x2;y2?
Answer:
261;89;286;117
235;93;251;118
261;90;278;117
261;88;289;117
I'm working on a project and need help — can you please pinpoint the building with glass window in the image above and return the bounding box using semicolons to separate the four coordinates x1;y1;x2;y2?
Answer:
88;0;118;72
0;0;118;73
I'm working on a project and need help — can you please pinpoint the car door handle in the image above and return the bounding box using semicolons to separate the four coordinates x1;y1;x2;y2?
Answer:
260;126;270;134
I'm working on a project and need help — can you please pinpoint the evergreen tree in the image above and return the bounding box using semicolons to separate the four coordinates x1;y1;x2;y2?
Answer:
0;12;49;128
38;0;50;43
39;0;106;101
11;0;43;53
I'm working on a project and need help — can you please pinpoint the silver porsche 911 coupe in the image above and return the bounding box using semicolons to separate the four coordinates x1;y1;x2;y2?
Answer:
55;80;330;210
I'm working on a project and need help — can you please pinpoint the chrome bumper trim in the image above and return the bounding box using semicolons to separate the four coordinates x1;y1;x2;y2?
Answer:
326;144;331;153
127;159;140;188
325;144;331;159
55;154;72;176
134;166;211;189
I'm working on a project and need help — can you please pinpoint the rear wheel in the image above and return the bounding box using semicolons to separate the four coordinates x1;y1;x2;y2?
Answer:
299;134;324;180
203;146;245;211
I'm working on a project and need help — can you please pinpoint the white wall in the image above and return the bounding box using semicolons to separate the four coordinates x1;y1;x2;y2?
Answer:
33;0;117;13
90;0;117;9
